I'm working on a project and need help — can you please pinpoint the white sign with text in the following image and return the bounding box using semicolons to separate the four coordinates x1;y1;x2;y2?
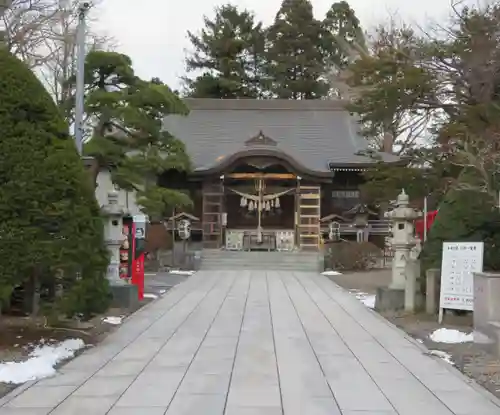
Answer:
438;241;483;323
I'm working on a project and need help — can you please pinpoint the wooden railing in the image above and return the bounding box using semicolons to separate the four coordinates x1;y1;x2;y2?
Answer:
320;219;391;235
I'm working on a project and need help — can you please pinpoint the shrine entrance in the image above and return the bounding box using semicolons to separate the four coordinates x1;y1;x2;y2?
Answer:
223;169;298;251
200;150;323;251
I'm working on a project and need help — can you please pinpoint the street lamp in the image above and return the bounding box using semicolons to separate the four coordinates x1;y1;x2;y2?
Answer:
74;2;91;155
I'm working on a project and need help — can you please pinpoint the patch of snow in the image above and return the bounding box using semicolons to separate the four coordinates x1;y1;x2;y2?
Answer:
169;270;195;276
429;328;473;344
428;350;454;365
102;316;123;325
159;289;167;294
0;338;85;384
321;270;342;276
473;330;494;344
144;293;158;299
351;291;376;309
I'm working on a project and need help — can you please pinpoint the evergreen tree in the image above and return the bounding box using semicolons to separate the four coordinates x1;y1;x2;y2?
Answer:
265;0;329;99
323;1;366;69
0;47;110;317
420;170;500;273
183;4;267;98
81;51;192;220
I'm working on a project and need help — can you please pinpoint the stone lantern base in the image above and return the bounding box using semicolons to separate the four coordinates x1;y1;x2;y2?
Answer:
375;287;405;312
110;284;139;309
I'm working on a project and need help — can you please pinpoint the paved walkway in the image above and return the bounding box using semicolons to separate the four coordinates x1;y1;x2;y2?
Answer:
1;271;500;415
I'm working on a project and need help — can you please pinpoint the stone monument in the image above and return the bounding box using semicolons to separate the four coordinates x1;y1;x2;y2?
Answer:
375;190;422;311
101;190;138;308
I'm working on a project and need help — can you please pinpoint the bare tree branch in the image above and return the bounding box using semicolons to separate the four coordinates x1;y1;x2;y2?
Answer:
2;0;114;124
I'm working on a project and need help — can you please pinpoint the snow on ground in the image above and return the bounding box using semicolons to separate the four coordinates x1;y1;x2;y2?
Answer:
144;293;158;299
427;350;454;365
102;316;123;325
0;338;85;384
350;290;376;308
169;270;195;276
357;293;376;308
321;270;342;276
429;328;474;344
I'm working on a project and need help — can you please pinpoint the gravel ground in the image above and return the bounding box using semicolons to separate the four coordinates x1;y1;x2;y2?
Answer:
327;269;500;400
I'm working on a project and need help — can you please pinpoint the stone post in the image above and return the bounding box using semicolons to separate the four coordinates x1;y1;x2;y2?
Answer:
101;190;126;286
426;269;441;314
405;241;422;312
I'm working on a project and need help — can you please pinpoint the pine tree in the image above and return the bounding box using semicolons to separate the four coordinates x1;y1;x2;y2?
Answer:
82;51;192;221
0;47;110;317
265;0;329;99
183;4;267;98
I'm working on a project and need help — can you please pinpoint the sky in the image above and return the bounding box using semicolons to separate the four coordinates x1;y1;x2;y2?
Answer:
93;0;463;90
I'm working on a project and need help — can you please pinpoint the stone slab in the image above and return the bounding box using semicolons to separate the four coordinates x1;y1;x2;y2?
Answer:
1;270;499;415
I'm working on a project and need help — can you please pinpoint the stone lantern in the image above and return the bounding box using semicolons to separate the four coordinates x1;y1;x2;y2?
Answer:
385;189;422;290
344;204;377;243
100;190;126;286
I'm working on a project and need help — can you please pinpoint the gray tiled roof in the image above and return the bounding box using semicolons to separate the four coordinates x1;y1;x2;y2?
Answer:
162;99;401;173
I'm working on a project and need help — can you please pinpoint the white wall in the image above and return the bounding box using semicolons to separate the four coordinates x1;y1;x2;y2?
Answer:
95;169;143;216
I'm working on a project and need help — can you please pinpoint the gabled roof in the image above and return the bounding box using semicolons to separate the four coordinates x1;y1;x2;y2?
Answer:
162;99;401;175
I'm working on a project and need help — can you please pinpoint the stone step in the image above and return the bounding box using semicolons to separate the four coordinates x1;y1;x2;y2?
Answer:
200;249;321;271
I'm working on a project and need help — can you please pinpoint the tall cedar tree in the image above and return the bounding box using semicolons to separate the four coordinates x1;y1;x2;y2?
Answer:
184;4;267;98
0;47;110;318
82;51;192;221
323;1;366;70
266;0;329;99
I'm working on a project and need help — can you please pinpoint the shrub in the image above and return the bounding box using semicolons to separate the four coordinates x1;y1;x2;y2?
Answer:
0;47;110;317
420;183;500;273
325;241;382;271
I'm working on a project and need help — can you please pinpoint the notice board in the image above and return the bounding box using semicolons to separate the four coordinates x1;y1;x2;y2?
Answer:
438;242;484;323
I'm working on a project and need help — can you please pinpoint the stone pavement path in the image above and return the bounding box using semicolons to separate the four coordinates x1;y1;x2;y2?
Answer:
1;271;500;415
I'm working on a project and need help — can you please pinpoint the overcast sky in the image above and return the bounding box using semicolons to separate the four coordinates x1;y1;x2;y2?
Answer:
94;0;463;90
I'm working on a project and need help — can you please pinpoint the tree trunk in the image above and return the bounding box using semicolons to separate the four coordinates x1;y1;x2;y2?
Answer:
31;269;41;317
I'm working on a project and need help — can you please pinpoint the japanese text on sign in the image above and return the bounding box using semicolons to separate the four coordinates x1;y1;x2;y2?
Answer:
439;242;483;312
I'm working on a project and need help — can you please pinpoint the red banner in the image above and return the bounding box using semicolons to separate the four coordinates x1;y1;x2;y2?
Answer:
132;253;144;300
415;210;438;241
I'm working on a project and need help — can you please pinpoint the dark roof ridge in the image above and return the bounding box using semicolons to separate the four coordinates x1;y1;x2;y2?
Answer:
183;98;350;111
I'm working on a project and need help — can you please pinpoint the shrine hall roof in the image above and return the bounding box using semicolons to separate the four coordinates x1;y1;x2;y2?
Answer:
162;99;402;175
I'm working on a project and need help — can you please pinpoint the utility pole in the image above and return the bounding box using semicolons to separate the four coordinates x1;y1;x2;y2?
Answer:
74;2;90;155
0;0;12;47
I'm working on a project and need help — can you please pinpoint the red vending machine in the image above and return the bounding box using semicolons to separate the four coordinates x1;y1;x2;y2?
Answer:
131;214;146;300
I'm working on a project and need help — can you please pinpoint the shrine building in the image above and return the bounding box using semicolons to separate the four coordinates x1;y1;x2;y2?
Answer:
155;98;402;251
